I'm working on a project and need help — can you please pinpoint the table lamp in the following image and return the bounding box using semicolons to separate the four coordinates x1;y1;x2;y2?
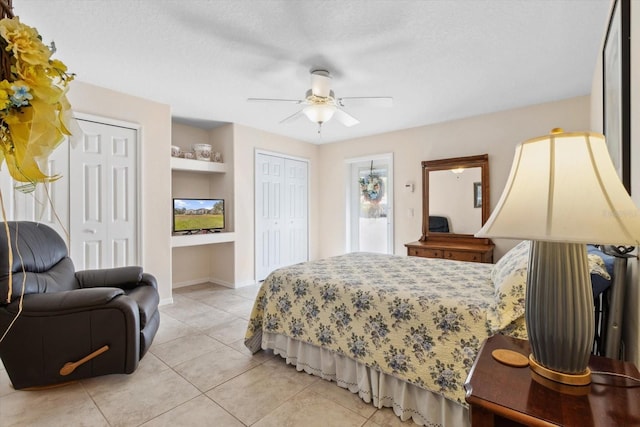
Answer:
476;128;640;386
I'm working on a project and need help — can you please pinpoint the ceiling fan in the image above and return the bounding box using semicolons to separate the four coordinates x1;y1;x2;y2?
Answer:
247;69;393;133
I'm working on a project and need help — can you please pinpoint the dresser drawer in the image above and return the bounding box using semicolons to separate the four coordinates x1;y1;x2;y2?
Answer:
408;247;443;258
444;250;481;262
405;240;493;264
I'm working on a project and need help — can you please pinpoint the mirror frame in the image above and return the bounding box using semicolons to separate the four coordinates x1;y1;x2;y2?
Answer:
420;154;490;241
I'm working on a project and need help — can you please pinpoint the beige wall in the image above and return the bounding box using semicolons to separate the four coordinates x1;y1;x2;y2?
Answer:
590;0;639;366
232;124;320;286
171;122;210;153
208;125;237;287
68;80;172;303
319;96;591;260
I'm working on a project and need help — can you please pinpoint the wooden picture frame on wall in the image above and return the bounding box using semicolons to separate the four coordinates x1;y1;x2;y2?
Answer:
602;0;631;194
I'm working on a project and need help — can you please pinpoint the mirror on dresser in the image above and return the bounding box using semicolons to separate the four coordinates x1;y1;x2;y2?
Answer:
405;154;494;263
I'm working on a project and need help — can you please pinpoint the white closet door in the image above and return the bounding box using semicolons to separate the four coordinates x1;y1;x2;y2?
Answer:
285;158;308;265
256;153;285;281
69;120;137;270
255;153;308;282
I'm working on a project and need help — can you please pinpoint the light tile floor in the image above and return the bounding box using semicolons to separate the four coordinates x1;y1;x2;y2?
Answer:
0;282;415;426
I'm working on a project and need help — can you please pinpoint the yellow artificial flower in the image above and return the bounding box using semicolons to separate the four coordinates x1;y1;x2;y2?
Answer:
15;62;61;103
0;79;11;110
1;100;63;183
0;17;73;184
49;59;67;74
0;17;50;68
47;60;74;85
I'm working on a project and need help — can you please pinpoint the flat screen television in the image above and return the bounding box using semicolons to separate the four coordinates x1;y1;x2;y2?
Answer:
173;198;225;233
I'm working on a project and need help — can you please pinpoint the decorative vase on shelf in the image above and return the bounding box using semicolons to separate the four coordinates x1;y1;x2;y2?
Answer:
193;144;211;161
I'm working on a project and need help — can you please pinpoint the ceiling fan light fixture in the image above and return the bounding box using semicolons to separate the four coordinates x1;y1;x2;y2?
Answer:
303;103;336;124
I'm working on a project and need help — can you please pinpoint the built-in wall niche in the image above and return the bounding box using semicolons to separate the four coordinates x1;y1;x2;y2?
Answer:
170;156;234;256
170;121;236;288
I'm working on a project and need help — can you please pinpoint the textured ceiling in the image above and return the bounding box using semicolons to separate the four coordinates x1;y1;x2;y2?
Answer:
15;1;611;144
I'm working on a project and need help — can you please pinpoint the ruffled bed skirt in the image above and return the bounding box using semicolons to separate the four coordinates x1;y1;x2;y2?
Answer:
258;331;469;427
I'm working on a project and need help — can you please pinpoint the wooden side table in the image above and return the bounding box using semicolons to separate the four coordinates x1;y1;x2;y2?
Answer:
464;335;640;426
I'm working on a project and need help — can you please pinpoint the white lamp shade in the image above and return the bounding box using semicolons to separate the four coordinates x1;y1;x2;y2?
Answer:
303;104;336;123
476;130;640;245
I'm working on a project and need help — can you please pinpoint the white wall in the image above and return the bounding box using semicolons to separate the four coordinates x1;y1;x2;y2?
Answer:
68;81;173;303
319;96;591;260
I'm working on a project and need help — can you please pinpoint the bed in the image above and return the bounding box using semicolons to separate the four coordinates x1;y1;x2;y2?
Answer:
244;242;615;426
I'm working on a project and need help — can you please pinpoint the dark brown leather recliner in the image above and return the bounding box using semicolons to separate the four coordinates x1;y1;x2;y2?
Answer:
0;221;160;389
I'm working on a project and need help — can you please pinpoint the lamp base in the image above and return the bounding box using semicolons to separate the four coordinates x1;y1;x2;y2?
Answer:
529;354;591;386
530;370;591;396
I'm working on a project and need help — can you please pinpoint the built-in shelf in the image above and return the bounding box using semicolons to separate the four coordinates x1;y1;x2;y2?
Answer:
171;157;227;173
171;231;235;248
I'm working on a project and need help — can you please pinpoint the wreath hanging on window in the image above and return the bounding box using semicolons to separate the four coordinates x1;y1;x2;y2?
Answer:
358;161;384;204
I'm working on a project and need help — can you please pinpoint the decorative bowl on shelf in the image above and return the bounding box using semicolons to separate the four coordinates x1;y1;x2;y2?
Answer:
193;144;212;161
171;145;181;157
183;151;195;160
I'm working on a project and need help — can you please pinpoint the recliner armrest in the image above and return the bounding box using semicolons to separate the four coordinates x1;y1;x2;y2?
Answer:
76;266;144;289
3;287;125;314
140;272;158;290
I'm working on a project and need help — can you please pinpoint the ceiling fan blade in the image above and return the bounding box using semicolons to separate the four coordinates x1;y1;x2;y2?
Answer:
279;109;305;124
338;97;393;108
247;98;304;104
333;108;360;127
310;70;331;97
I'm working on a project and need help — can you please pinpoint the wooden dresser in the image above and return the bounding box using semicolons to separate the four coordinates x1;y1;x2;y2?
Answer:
405;236;494;263
407;154;494;264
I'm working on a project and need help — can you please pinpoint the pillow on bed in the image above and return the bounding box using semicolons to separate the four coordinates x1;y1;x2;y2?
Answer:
487;240;611;333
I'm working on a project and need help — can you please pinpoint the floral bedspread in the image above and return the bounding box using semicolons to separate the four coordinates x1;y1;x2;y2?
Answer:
245;252;527;405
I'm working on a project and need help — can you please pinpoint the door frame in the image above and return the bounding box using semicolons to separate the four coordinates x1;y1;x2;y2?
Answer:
345;153;394;254
72;112;143;266
254;149;310;282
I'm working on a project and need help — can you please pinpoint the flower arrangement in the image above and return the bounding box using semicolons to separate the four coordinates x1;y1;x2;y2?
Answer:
359;173;384;203
0;3;74;190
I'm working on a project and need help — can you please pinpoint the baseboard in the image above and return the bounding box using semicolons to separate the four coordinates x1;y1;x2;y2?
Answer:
159;297;174;306
206;276;257;289
172;277;211;288
172;277;258;289
234;279;259;288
